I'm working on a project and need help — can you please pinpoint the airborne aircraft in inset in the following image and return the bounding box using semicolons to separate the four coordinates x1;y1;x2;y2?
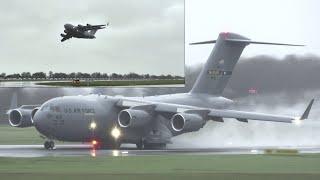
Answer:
60;23;109;42
7;32;313;150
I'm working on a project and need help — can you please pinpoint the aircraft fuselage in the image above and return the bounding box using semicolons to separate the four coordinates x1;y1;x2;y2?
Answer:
64;24;96;39
32;94;232;144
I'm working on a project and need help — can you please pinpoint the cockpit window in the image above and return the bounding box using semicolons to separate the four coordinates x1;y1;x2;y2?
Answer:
49;105;61;112
41;105;49;111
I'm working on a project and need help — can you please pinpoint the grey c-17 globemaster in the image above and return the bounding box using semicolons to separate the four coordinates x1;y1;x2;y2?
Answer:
60;23;108;42
7;32;314;150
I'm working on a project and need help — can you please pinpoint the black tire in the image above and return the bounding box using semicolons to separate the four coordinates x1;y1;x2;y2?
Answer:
136;142;143;150
49;141;55;149
44;141;55;150
44;141;51;150
136;139;144;150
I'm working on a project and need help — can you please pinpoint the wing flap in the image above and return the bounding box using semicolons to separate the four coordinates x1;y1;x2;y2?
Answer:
208;109;294;123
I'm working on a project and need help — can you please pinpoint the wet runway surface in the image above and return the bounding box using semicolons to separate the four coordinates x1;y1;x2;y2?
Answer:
0;145;320;158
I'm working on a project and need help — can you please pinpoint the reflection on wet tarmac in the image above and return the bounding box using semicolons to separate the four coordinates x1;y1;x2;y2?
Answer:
0;145;320;158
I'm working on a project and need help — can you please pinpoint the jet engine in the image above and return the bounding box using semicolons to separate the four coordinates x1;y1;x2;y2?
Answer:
31;107;40;122
8;109;33;128
170;113;205;133
118;109;151;128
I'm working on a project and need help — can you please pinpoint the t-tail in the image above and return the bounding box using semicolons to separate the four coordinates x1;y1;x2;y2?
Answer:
190;32;304;95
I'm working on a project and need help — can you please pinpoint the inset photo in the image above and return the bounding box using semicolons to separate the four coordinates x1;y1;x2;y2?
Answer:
0;0;185;87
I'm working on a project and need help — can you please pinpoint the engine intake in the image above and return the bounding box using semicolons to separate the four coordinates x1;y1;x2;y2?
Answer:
171;113;205;133
118;109;151;128
8;109;33;128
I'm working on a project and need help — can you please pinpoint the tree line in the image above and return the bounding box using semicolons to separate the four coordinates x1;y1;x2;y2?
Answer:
0;71;184;80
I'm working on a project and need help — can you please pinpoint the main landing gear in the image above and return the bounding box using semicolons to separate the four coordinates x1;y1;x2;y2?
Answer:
44;140;55;150
99;139;121;150
136;139;166;150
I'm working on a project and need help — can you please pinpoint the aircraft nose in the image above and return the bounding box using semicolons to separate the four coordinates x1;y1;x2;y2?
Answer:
33;110;51;137
64;24;72;30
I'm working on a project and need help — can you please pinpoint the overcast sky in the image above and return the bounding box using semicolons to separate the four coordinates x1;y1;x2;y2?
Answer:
0;0;184;75
186;0;320;65
2;0;319;76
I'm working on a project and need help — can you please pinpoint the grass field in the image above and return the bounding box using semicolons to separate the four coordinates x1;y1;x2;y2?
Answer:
35;79;185;87
0;125;43;144
1;125;320;179
1;154;320;180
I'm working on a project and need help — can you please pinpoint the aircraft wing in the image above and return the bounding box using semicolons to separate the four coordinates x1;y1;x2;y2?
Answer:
78;24;106;31
206;109;295;123
6;105;41;114
61;34;72;42
5;92;40;114
117;98;314;123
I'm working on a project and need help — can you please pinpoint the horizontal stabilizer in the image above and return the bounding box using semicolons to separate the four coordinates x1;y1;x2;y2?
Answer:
190;39;304;46
226;39;305;46
190;40;216;45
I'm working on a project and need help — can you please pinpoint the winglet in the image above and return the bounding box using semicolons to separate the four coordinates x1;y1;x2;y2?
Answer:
300;99;315;120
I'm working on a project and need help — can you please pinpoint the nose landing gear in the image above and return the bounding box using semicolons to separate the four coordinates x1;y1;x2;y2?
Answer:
44;140;55;150
136;139;144;150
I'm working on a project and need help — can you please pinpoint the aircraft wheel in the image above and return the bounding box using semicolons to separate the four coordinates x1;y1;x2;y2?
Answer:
136;142;143;150
44;141;55;150
49;141;55;149
136;139;144;150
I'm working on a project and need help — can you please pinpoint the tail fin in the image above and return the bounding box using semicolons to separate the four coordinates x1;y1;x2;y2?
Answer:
190;32;304;95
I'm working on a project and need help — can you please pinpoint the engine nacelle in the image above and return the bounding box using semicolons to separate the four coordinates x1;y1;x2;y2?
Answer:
118;109;151;128
31;107;40;122
8;109;33;128
170;113;205;133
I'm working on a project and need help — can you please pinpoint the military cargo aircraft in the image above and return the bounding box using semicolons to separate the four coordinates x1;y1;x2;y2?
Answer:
7;32;313;150
60;23;108;42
